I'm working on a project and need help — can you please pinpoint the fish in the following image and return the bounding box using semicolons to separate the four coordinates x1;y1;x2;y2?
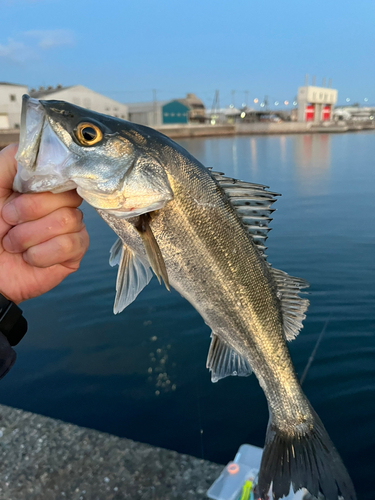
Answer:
14;95;356;500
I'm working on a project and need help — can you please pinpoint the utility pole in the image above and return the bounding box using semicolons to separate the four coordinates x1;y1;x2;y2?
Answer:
244;90;249;108
211;90;220;114
264;95;269;111
153;89;157;126
231;90;235;108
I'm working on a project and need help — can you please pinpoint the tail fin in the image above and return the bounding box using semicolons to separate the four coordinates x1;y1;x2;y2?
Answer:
257;408;356;500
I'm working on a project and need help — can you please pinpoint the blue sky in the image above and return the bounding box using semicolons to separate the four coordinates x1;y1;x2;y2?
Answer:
1;0;374;108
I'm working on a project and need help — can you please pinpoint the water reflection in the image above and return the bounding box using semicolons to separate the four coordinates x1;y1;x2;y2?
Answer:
250;138;257;173
279;136;287;165
293;134;331;195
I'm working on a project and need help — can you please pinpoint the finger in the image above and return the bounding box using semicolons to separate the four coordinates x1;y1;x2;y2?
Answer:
3;207;84;253
23;227;89;268
2;190;83;225
0;144;18;197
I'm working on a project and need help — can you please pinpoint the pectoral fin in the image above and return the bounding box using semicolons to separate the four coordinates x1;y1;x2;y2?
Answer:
134;214;170;291
109;239;153;314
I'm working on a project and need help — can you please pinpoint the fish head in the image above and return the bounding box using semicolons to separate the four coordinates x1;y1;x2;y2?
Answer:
14;95;173;217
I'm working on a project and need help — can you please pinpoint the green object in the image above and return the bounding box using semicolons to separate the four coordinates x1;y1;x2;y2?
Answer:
239;479;252;500
162;100;189;124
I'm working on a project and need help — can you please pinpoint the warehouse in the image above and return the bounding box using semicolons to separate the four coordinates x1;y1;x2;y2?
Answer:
0;82;29;129
162;93;205;124
29;85;128;120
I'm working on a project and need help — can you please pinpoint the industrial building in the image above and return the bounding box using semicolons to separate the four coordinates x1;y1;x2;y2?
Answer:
162;93;205;124
0;82;29;129
297;84;337;123
127;101;165;127
29;85;128;119
127;93;206;127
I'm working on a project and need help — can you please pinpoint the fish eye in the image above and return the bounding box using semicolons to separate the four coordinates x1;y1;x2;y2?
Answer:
75;122;103;146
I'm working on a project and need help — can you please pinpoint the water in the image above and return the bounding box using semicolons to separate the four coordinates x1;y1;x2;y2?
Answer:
1;132;374;499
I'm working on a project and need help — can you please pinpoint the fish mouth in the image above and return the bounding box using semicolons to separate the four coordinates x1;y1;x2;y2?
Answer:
14;95;79;193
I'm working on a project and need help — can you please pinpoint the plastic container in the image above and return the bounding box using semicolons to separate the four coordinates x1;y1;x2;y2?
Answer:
207;444;261;500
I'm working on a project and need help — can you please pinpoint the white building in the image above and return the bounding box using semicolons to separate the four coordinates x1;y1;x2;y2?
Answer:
127;101;166;127
0;82;29;129
29;85;128;120
333;106;375;121
297;85;338;123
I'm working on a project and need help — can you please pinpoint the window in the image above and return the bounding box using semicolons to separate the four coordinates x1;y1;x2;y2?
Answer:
10;95;16;102
177;113;181;116
171;113;175;116
164;113;169;116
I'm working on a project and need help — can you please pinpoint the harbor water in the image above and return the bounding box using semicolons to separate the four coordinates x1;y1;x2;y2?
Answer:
1;132;374;499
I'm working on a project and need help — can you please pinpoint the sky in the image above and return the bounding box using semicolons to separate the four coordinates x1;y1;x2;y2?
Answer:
1;0;374;108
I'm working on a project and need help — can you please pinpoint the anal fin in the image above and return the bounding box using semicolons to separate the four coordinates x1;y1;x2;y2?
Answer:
206;333;252;383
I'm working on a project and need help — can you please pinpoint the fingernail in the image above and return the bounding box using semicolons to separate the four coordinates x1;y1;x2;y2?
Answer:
2;202;19;224
2;234;14;252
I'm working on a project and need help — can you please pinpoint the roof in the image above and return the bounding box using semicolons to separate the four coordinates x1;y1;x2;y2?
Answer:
29;85;72;98
164;93;205;110
0;82;28;87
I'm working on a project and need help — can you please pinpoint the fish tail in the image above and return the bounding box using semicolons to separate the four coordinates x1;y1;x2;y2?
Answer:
256;406;356;500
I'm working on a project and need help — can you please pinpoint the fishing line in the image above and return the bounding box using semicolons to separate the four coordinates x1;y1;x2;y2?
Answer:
300;314;331;386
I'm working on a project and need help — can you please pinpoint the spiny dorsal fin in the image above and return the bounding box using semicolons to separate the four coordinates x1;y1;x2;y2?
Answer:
209;169;309;341
109;239;153;314
210;170;280;255
206;333;252;383
271;268;310;341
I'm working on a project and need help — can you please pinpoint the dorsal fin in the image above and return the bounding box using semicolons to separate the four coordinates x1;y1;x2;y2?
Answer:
271;268;310;341
210;170;280;255
209;169;309;341
206;333;252;383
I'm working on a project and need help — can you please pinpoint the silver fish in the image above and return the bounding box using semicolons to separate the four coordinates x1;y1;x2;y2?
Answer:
14;95;356;500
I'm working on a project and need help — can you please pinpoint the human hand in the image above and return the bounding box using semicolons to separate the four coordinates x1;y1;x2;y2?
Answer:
0;144;89;304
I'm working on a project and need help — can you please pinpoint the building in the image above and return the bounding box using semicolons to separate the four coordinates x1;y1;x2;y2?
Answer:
29;85;128;120
297;85;337;123
127;101;166;127
333;106;375;121
162;93;205;124
0;82;29;129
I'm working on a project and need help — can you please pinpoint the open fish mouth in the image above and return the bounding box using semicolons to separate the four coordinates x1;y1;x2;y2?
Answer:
14;95;79;194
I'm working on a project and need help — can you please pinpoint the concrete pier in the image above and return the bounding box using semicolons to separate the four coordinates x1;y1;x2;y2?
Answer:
0;404;223;500
2;121;374;150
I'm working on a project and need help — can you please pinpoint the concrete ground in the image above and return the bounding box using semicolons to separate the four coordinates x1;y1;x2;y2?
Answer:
0;404;223;500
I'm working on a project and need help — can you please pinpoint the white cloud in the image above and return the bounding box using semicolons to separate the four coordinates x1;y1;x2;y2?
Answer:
0;29;75;64
25;29;75;49
0;38;36;63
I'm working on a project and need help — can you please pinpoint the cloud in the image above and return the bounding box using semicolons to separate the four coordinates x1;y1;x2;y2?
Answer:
0;38;36;63
0;29;75;64
25;29;75;49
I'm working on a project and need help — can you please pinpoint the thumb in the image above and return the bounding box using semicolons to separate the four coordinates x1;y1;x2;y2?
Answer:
0;144;19;198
